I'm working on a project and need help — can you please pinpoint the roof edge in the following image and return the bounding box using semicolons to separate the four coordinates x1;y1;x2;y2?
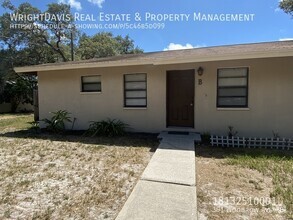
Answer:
14;41;293;73
154;50;293;65
15;61;154;73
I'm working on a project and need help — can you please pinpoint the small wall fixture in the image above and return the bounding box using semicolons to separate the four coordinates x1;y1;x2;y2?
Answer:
197;67;204;76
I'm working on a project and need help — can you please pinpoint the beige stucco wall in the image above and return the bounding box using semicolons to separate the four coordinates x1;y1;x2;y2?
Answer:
38;56;293;138
164;57;293;138
38;65;166;132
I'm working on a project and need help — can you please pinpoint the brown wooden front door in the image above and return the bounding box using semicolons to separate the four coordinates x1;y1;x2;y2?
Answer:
167;70;195;127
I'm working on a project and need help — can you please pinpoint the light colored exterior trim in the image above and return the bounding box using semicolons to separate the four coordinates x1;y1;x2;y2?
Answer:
153;51;293;65
217;108;250;111
80;92;102;95
123;108;148;110
15;62;154;73
14;49;293;73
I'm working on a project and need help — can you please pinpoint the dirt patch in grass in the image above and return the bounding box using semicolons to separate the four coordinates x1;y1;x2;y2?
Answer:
196;146;292;220
0;114;158;219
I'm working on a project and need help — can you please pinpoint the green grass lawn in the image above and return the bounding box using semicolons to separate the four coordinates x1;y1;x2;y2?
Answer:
0;113;33;130
225;152;293;218
196;146;293;219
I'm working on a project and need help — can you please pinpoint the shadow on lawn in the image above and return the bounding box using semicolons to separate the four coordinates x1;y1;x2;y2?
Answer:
0;128;159;152
195;144;293;159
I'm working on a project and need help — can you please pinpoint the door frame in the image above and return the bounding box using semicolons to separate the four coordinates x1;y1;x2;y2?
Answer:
166;69;195;128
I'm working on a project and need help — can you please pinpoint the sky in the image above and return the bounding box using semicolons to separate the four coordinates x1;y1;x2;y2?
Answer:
1;0;292;52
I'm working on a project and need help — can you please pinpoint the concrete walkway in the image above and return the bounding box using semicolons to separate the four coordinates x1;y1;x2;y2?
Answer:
116;131;200;220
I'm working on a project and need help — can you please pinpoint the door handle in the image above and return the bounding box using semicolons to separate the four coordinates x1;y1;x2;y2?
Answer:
190;103;193;106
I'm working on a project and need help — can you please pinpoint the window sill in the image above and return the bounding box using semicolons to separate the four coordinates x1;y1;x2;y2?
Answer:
80;92;101;95
123;107;147;110
217;108;250;111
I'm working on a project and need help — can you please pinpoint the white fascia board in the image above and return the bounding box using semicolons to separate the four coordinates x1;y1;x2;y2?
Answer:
14;60;154;73
153;50;293;65
14;50;293;73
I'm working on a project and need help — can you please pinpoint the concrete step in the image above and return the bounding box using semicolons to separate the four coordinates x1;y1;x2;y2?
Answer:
158;131;201;142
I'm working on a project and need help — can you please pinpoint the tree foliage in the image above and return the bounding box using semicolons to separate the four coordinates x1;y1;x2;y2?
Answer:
115;35;143;55
0;1;143;63
0;1;74;62
0;75;36;112
0;30;40;112
0;1;143;112
77;32;143;60
279;0;293;17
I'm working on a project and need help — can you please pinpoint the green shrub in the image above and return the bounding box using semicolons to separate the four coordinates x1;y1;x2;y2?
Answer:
85;118;129;137
42;110;72;133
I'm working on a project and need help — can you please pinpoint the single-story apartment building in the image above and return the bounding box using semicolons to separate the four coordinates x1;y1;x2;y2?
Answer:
15;41;293;138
